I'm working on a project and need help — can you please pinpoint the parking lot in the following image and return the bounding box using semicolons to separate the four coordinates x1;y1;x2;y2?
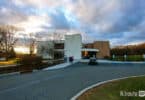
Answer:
0;62;145;100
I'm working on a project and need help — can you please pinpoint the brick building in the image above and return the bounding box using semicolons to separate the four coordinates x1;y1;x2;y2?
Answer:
84;41;110;59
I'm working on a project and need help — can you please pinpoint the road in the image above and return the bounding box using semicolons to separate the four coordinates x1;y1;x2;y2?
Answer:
0;62;145;100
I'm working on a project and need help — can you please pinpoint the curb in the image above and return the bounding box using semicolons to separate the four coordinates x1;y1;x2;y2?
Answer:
43;60;79;71
70;74;145;100
80;59;145;64
0;72;20;78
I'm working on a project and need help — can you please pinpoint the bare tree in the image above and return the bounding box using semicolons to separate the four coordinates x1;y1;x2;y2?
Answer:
0;25;18;60
20;32;37;56
53;32;64;41
29;33;36;55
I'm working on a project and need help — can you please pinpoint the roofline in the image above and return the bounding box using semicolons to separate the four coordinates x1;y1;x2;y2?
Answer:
82;48;99;52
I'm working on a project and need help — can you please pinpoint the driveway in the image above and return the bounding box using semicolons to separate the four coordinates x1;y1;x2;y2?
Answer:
0;62;145;100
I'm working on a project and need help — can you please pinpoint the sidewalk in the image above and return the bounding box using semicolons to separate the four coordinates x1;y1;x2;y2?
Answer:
80;59;145;64
98;59;145;64
43;60;79;71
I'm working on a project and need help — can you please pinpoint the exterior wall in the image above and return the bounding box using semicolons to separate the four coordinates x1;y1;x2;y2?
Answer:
83;41;110;59
54;40;64;59
83;43;93;48
37;40;65;59
64;34;82;60
93;41;110;59
37;41;54;59
37;34;82;60
54;41;64;49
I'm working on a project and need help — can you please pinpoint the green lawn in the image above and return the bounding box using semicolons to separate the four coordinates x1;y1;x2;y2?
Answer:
111;55;145;61
78;76;145;100
0;58;19;65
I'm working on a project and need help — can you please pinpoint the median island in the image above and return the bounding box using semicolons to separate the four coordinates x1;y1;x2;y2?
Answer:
77;76;145;100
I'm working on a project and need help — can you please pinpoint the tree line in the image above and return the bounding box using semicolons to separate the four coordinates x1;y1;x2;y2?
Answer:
0;25;36;60
111;43;145;56
0;25;65;61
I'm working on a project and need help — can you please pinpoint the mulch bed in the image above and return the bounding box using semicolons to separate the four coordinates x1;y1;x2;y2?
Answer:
0;60;64;74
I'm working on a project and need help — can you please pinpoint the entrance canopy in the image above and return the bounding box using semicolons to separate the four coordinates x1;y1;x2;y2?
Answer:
82;48;99;52
82;48;99;59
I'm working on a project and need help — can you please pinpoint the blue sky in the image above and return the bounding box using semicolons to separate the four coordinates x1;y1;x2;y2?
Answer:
0;0;145;47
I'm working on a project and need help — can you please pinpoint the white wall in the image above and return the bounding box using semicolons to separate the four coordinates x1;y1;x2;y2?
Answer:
64;34;82;60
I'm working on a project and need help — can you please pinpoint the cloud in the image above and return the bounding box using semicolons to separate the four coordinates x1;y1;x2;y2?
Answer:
0;7;27;25
49;8;70;30
110;0;145;33
11;0;72;9
1;0;145;46
15;15;51;33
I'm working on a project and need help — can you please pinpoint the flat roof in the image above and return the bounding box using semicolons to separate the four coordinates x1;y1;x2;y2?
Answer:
82;48;99;52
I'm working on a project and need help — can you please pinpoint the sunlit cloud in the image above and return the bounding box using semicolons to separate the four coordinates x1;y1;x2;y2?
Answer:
15;15;51;33
14;46;37;54
0;0;145;46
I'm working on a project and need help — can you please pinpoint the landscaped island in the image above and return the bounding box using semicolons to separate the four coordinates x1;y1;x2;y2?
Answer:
78;76;145;100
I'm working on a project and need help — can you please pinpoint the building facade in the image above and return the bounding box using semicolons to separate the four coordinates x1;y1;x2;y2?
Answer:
64;34;82;60
37;41;54;59
37;34;110;60
37;34;82;60
84;41;110;59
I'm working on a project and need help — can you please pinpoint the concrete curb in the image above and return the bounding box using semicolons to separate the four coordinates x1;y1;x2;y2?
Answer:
80;59;145;64
43;63;71;70
0;72;20;77
70;74;145;100
43;60;79;71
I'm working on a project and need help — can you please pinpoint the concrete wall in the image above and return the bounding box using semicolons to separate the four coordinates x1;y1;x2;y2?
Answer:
64;34;82;60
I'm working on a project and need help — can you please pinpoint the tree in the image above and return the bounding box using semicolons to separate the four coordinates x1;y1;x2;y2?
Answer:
53;32;64;41
20;32;37;56
0;25;18;60
29;33;36;55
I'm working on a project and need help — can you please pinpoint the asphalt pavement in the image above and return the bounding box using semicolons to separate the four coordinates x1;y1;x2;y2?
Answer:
0;62;145;100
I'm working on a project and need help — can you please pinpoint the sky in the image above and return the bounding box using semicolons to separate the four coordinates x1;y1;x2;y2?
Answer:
0;0;145;47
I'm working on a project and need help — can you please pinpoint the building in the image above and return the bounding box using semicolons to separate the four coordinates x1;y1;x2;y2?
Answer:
37;34;110;60
37;41;54;59
54;40;64;59
82;48;99;59
64;34;82;60
37;34;82;60
84;41;110;59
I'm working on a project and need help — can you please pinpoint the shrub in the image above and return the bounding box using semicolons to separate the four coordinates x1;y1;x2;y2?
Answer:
111;56;124;61
19;55;42;66
126;55;144;61
111;55;144;61
104;56;110;60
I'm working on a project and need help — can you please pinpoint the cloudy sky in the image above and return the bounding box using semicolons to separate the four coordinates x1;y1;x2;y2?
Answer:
0;0;145;47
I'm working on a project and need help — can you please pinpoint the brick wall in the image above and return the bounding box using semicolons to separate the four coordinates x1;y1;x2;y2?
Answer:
83;41;110;59
93;41;110;58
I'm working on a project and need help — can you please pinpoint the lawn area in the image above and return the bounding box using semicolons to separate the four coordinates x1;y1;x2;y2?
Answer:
0;58;19;66
111;55;145;61
78;76;145;100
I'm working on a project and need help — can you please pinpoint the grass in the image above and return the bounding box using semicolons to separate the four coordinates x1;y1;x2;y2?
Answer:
0;58;20;66
111;55;145;61
78;76;145;100
126;55;144;61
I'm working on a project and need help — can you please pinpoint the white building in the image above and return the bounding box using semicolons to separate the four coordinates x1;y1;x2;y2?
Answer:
37;34;82;60
37;41;54;59
64;34;82;60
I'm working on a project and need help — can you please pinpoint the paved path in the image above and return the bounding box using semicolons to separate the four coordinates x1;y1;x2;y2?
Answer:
0;62;145;100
